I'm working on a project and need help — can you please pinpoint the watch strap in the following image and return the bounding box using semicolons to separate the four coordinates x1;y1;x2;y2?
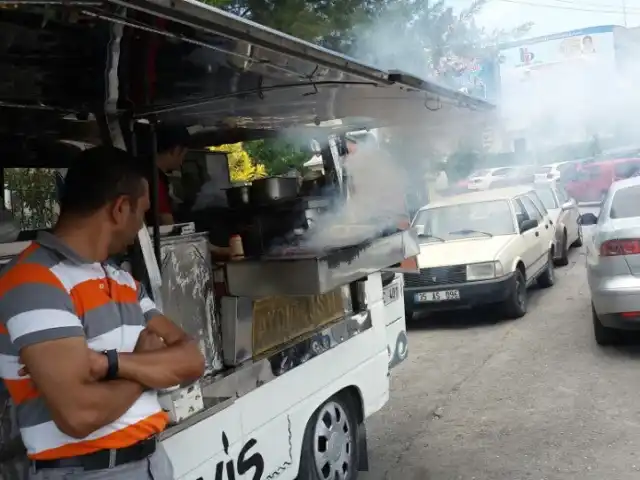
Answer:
103;349;119;380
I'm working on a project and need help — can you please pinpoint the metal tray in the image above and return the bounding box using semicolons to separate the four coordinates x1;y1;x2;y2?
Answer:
225;229;419;297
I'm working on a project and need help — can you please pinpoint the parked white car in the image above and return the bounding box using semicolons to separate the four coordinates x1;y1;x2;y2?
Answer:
466;167;516;190
405;186;557;319
533;181;583;266
534;161;581;183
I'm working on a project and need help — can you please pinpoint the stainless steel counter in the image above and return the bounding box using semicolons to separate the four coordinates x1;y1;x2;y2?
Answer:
160;307;373;441
225;229;420;297
159;233;223;373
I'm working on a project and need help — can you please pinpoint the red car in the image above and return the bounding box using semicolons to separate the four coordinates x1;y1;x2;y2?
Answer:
564;158;640;202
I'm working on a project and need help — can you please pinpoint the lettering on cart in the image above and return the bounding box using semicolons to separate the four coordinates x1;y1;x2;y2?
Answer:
196;432;264;480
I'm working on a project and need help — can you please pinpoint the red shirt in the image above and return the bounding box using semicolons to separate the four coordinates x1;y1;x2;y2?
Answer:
146;172;172;225
157;173;172;215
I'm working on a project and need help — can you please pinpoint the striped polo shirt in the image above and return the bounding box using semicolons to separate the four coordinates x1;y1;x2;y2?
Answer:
0;232;168;460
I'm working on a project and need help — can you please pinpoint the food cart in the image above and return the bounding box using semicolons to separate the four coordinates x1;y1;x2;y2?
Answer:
0;1;494;479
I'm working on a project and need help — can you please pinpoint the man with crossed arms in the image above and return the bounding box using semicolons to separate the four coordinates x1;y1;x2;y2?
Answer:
0;146;205;479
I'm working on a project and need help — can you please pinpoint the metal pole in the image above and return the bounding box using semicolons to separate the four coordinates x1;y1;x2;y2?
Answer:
148;121;162;270
623;0;628;27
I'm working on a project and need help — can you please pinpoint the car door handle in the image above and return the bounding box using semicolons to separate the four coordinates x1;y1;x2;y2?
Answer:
535;232;540;237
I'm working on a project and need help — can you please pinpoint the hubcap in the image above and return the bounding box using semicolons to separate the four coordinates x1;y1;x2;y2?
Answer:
313;401;353;480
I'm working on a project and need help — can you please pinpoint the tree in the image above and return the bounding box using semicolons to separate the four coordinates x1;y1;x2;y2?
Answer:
243;139;309;176
352;0;532;89
5;168;58;230
208;143;266;182
200;0;391;50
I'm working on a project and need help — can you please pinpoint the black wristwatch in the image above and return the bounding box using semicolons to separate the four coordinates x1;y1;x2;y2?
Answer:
102;349;119;381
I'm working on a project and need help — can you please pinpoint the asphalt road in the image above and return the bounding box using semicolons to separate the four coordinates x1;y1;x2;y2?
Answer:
362;206;640;480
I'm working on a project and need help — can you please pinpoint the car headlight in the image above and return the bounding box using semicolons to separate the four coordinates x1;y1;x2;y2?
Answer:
466;261;503;281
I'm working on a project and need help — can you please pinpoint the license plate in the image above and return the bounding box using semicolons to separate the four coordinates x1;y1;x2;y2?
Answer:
383;283;400;305
415;290;460;302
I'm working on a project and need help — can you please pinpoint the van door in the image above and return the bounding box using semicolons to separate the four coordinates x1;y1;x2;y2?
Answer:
513;198;540;276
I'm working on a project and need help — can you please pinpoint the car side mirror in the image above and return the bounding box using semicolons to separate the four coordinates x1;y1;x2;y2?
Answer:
578;213;598;225
520;219;539;233
561;201;573;211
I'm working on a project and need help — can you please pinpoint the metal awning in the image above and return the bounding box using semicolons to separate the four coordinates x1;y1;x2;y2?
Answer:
0;0;494;146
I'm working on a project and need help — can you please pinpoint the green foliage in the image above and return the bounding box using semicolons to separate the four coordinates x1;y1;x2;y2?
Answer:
4;169;58;230
199;0;391;50
446;150;481;181
243;139;309;176
208;144;266;182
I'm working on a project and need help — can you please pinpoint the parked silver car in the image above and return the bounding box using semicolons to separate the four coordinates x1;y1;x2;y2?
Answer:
580;177;640;345
533;182;583;266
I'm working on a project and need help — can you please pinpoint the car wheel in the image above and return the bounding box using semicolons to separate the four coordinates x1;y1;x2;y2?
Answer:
555;233;569;267
572;225;583;248
502;269;527;319
537;251;555;288
298;395;360;480
592;303;618;346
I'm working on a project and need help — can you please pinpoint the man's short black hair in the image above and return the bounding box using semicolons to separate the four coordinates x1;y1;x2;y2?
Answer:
156;124;190;154
59;146;147;217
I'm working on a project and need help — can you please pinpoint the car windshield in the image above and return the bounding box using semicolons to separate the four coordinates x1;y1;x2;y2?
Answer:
610;185;640;219
535;187;558;209
536;166;552;174
470;169;490;177
413;200;516;240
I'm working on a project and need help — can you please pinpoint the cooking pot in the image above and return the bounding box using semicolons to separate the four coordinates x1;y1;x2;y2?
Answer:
250;176;299;204
224;184;251;207
300;174;327;196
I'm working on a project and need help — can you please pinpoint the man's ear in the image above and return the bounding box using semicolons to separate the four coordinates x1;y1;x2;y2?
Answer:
110;196;129;224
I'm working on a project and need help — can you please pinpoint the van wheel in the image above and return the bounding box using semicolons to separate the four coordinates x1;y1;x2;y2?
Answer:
298;395;360;480
593;303;618;346
537;252;555;288
556;233;569;267
502;269;527;319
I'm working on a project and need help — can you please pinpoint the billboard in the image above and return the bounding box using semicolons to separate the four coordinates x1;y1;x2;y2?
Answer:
497;26;619;147
433;54;500;103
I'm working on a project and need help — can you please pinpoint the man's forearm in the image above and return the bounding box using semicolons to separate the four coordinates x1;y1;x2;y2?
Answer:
118;340;205;389
58;379;144;438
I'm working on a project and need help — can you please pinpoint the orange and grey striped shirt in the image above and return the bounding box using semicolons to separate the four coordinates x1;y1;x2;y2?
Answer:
0;232;168;460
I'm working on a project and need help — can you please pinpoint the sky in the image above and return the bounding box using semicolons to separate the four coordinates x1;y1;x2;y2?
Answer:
449;0;640;38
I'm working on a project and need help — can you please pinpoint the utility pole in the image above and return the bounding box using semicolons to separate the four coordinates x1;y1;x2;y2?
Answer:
622;0;628;27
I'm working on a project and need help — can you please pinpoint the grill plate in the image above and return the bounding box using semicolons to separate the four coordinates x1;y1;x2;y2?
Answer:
404;265;466;287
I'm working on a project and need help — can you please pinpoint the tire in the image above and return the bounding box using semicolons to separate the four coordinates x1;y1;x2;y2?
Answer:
555;233;569;267
537;251;555;288
572;225;583;248
592;303;618;346
298;395;360;480
502;269;527;319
